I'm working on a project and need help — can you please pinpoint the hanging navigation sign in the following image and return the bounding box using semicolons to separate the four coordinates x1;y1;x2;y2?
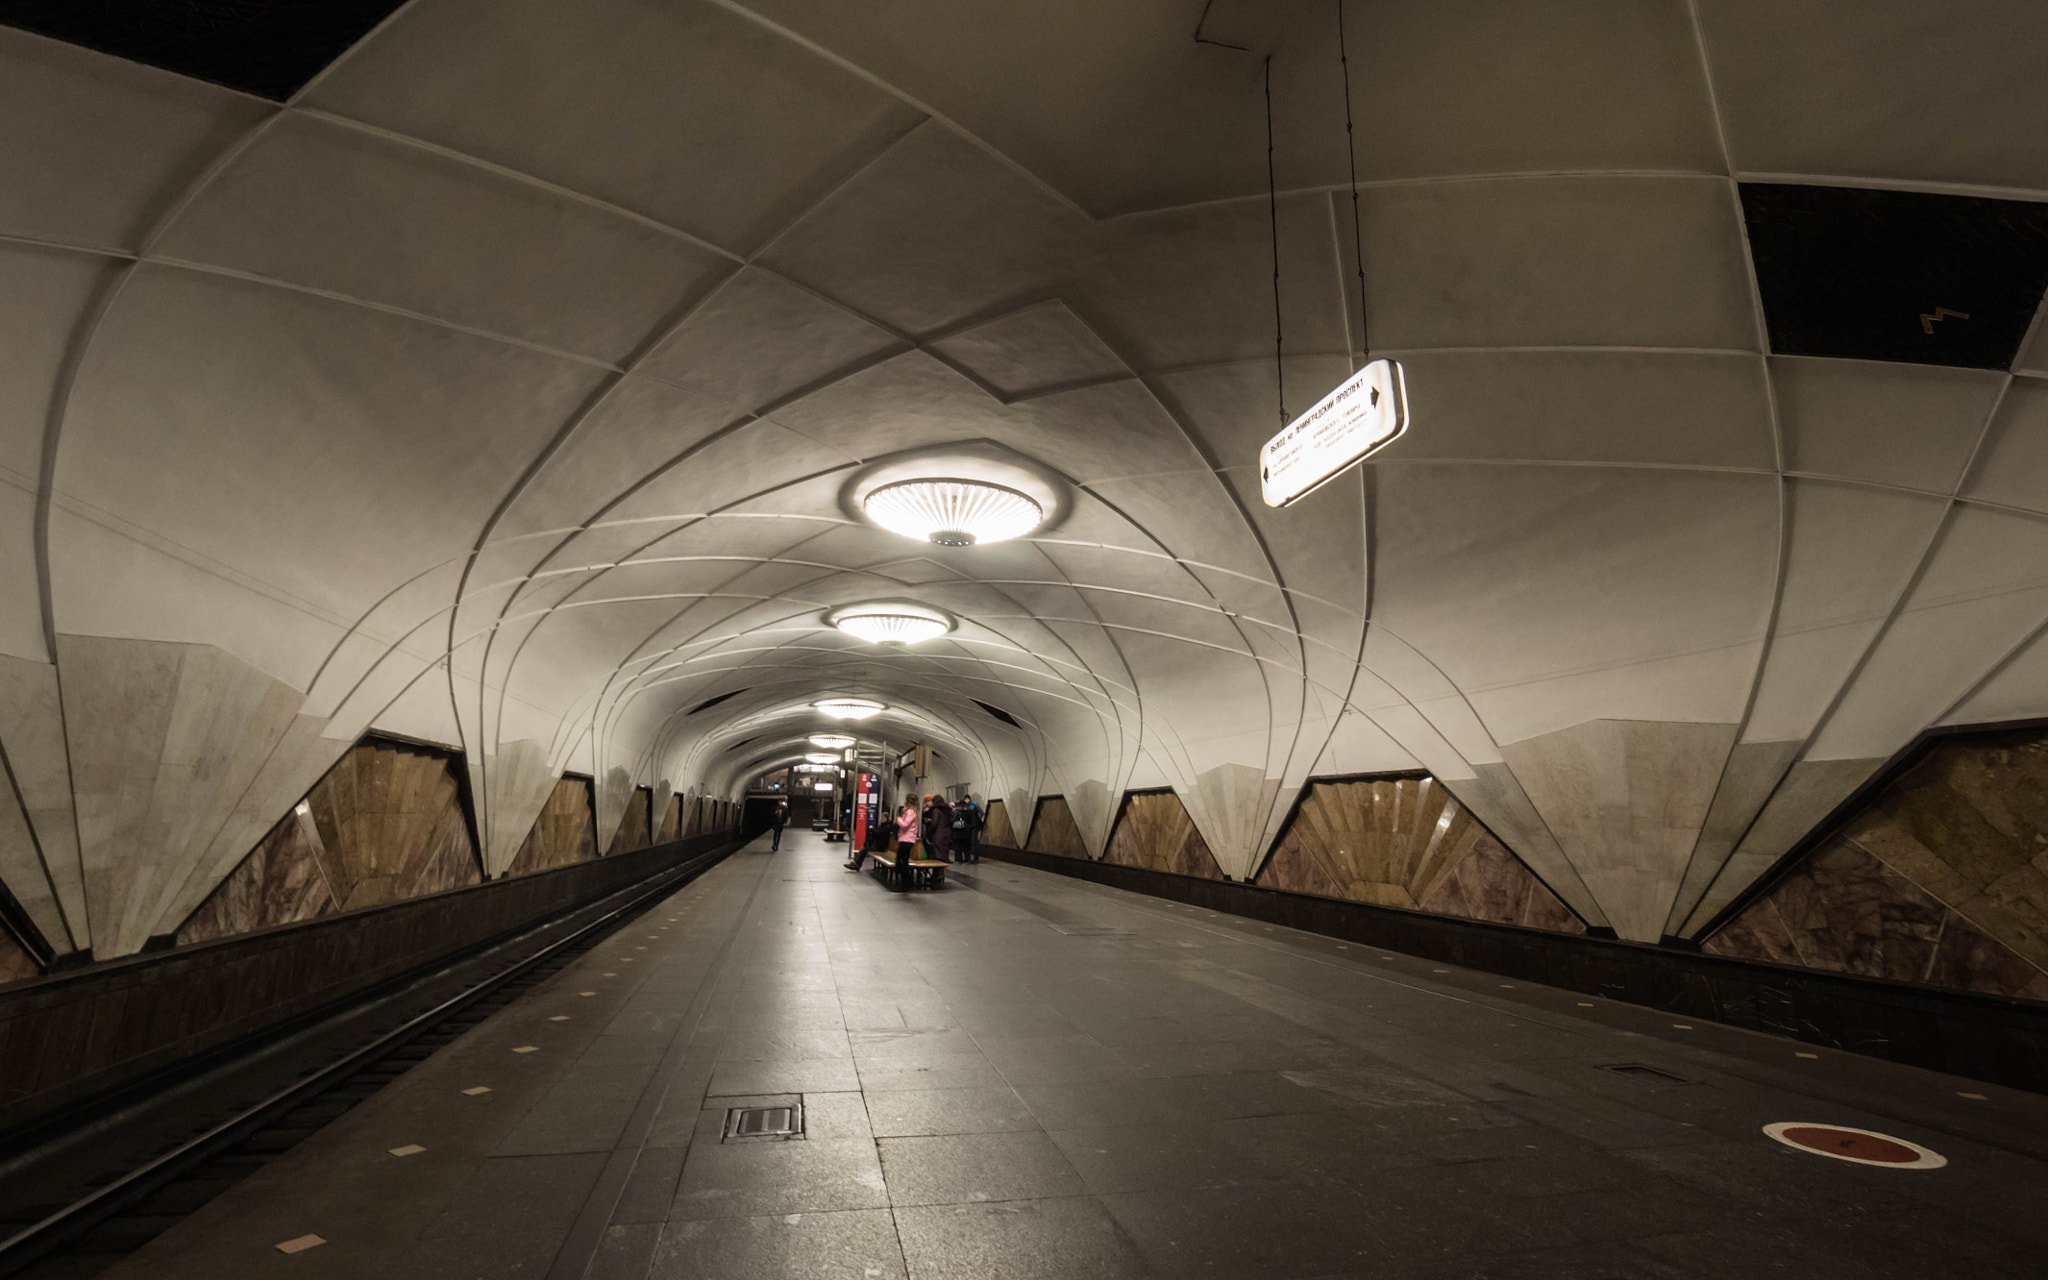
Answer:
1259;358;1408;507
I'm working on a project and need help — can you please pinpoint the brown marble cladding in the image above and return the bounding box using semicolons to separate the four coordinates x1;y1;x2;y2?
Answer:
611;787;653;854
981;800;1015;848
0;923;41;985
657;795;681;843
177;807;336;945
508;776;598;876
1257;776;1584;934
1705;728;2048;1002
305;739;483;910
1026;796;1089;860
1103;791;1222;879
1705;837;2048;1001
1841;728;2048;977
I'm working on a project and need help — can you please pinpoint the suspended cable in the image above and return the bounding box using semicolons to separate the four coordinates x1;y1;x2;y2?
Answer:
1335;0;1370;359
1265;55;1286;425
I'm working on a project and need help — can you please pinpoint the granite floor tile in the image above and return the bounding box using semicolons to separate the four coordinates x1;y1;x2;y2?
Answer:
894;1196;1153;1280
649;1208;907;1280
880;1130;1091;1206
865;1085;1038;1137
673;1137;888;1219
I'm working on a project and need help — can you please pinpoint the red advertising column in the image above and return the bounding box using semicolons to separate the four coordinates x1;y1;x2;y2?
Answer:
853;772;877;847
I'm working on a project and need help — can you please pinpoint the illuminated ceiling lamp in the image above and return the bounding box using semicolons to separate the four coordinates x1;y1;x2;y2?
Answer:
812;782;834;791
814;697;884;720
808;733;856;750
829;602;950;646
862;478;1042;547
804;752;841;765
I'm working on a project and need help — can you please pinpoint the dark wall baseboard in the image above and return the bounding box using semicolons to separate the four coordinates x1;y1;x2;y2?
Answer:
0;830;742;1137
980;845;2048;1095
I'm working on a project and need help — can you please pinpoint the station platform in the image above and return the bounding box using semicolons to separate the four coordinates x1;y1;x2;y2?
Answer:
102;831;2048;1279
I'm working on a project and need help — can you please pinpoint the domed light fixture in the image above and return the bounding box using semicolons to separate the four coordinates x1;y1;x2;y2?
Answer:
804;752;840;765
808;733;856;750
863;478;1042;547
828;602;950;646
814;697;884;720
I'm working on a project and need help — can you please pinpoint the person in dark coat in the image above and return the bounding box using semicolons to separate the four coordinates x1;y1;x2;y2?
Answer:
925;795;954;861
769;798;787;851
952;796;981;863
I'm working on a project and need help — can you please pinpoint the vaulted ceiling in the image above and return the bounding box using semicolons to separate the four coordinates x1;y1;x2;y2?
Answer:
4;0;2047;958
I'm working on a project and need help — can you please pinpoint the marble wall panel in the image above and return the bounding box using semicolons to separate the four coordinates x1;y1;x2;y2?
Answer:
0;654;87;954
0;921;38;985
304;738;481;910
611;786;653;854
176;805;335;946
656;793;681;843
475;738;558;878
1067;779;1115;859
1833;729;2048;976
1025;796;1089;860
1181;762;1284;881
595;765;633;856
507;776;598;876
1103;791;1223;879
981;799;1015;848
1416;832;1588;935
1704;838;2048;1001
1255;774;1584;934
56;635;317;956
1499;719;1738;942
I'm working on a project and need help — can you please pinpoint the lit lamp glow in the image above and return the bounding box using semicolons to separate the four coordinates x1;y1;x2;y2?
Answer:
804;752;840;764
808;733;856;750
829;603;950;646
813;782;833;791
814;698;884;720
862;478;1042;547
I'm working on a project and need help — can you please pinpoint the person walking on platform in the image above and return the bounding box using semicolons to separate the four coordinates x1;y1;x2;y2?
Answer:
769;797;787;851
953;795;981;864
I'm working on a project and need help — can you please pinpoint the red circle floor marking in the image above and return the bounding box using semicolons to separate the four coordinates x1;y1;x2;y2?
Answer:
1762;1122;1947;1169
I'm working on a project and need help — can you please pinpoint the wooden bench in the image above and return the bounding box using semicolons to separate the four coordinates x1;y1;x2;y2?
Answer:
907;858;948;890
865;848;902;890
824;828;849;843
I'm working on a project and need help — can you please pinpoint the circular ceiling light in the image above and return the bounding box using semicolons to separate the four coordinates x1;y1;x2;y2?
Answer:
862;478;1042;547
808;733;856;750
829;602;951;646
814;698;884;720
804;752;842;764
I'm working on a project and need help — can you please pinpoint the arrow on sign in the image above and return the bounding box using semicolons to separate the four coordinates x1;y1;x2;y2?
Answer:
1921;306;1972;334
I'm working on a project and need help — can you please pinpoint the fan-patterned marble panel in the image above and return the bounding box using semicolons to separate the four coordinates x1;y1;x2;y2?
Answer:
1258;775;1584;934
981;799;1014;848
1026;796;1088;860
1103;791;1223;879
1705;838;2048;1000
304;739;482;909
610;786;653;854
507;776;598;876
177;804;335;945
657;794;681;843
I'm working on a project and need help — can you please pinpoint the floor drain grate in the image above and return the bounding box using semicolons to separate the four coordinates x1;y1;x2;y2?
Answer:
1597;1063;1692;1084
724;1102;804;1141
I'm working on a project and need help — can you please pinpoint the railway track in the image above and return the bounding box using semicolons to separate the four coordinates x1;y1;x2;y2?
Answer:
0;841;739;1279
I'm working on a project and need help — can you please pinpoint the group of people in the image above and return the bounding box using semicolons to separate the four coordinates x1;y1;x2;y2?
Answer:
843;792;982;872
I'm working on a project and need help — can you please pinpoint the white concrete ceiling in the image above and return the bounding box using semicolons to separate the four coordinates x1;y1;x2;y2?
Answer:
5;0;2048;953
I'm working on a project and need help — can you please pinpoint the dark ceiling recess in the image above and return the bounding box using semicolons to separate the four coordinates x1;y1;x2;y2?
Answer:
0;0;406;101
725;736;760;753
1741;182;2048;371
973;700;1023;728
688;689;748;716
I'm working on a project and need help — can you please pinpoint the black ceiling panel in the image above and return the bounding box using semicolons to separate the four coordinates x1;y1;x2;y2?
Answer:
1741;182;2048;370
0;1;406;101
